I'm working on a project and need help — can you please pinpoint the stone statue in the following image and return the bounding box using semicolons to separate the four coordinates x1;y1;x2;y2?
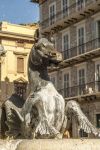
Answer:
1;38;99;139
0;45;6;56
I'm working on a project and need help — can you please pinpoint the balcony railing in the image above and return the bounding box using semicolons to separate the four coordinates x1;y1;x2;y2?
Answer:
58;81;100;98
41;0;97;30
62;38;100;60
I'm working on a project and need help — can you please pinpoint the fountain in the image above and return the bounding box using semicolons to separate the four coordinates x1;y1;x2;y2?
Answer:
0;37;100;150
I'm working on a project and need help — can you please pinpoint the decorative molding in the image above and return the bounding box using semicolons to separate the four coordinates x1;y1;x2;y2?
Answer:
13;51;28;56
14;77;27;83
0;31;34;42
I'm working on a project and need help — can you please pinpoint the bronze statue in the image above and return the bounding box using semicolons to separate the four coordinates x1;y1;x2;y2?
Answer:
1;38;99;139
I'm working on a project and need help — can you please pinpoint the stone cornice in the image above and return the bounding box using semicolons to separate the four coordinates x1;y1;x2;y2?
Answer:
0;30;34;42
13;51;28;56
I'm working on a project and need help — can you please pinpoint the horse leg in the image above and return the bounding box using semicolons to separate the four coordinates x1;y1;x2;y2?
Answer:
22;93;40;116
33;99;61;139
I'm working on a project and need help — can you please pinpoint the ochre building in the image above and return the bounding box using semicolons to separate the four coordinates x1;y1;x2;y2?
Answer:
0;21;38;105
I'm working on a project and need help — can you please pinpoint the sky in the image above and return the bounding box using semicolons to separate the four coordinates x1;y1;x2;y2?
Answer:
0;0;39;24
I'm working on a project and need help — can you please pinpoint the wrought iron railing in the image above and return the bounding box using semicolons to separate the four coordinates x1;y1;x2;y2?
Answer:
62;38;100;60
40;0;97;29
58;81;100;98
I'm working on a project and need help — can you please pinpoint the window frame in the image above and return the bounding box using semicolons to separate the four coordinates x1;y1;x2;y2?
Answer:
96;113;100;128
96;20;100;38
61;0;69;17
77;24;86;55
62;69;71;97
78;68;85;95
78;69;85;85
49;2;56;25
76;0;85;11
62;31;70;59
92;12;100;39
77;63;86;95
17;57;24;74
95;59;100;92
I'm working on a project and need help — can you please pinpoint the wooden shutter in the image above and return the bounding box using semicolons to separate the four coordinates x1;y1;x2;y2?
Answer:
17;57;24;73
96;114;100;128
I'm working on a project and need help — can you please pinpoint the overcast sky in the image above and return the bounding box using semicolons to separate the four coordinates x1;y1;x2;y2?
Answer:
0;0;39;24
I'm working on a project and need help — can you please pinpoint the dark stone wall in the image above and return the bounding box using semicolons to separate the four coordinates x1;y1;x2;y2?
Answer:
0;81;30;106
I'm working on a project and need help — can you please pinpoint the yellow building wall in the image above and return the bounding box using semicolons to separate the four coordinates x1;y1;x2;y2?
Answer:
0;22;38;103
1;41;32;82
1;21;37;36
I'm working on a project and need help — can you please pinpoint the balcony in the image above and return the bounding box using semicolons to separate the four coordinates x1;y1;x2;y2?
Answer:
48;38;100;73
62;38;100;60
40;0;100;34
59;81;100;99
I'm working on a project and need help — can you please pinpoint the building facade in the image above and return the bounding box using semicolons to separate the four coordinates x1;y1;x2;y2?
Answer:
0;21;38;106
32;0;100;138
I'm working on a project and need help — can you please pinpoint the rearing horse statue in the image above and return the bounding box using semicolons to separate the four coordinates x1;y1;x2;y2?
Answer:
1;38;99;139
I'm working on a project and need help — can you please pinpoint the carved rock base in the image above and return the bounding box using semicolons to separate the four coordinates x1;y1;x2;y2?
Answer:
0;139;100;150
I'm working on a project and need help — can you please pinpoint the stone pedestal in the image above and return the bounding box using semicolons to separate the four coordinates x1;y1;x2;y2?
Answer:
0;139;100;150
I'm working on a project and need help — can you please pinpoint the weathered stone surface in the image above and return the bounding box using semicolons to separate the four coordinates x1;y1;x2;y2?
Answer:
17;139;100;150
0;139;100;150
0;140;22;150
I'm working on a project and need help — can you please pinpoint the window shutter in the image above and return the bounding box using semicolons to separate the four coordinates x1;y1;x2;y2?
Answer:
96;114;100;128
49;3;56;25
17;57;24;73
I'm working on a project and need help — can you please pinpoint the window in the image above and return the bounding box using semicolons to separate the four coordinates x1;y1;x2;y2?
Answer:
97;21;100;38
62;0;69;17
77;0;84;11
96;20;100;48
49;3;56;25
62;33;70;59
79;69;85;85
17;57;24;73
64;73;70;97
96;64;100;81
79;129;88;137
95;64;100;91
78;27;85;54
78;69;85;95
96;114;100;128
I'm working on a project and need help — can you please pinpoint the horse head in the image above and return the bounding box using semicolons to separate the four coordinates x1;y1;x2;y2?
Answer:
31;38;62;67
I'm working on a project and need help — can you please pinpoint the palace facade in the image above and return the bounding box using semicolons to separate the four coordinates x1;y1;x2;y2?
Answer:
31;0;100;138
